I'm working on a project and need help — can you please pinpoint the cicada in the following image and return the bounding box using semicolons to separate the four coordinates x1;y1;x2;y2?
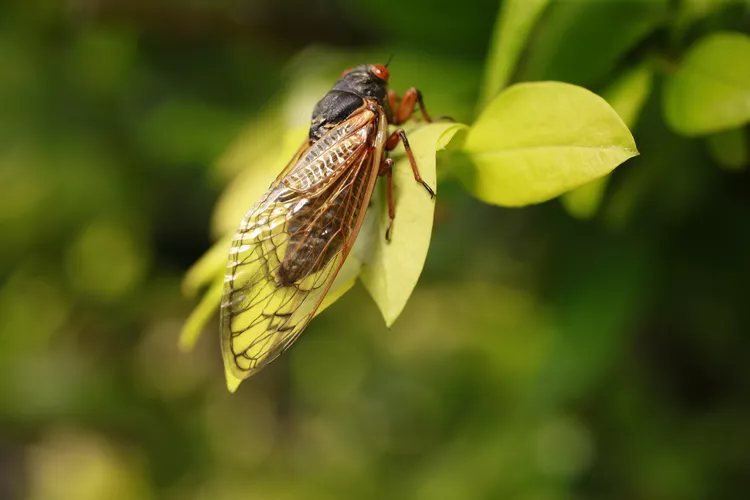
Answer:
221;63;436;381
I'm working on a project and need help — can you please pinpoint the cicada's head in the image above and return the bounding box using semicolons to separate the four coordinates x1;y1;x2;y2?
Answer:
333;64;389;103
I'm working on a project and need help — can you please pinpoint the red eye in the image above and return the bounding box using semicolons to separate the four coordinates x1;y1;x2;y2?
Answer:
370;64;389;81
340;67;353;78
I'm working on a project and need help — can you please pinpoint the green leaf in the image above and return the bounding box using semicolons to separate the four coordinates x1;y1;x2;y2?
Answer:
179;278;223;351
559;179;609;220
603;64;655;128
663;32;750;136
706;127;748;171
360;122;467;327
562;63;654;218
317;248;363;314
460;82;638;207
478;0;550;109
182;237;231;297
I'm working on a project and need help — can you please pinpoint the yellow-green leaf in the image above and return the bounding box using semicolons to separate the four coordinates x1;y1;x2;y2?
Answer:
360;122;467;327
317;246;364;314
478;0;550;110
182;236;231;297
664;31;750;136
461;82;638;206
562;63;653;218
560;179;609;220
178;278;223;351
603;63;654;128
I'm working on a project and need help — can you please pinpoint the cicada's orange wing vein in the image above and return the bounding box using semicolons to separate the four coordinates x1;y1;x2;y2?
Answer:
220;105;388;380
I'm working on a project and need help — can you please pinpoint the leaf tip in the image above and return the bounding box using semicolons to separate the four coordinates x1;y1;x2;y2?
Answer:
177;329;197;352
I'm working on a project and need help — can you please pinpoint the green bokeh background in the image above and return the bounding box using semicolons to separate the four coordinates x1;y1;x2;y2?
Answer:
1;1;749;499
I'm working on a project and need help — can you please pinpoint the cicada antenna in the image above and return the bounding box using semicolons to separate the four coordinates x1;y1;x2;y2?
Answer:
385;54;395;68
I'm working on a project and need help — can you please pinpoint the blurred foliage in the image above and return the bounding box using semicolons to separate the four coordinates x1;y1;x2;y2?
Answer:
478;0;550;109
1;1;750;500
663;31;750;135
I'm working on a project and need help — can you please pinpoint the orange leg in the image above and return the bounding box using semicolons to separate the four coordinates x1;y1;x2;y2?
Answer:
378;158;396;240
385;129;436;198
387;89;399;118
388;87;433;125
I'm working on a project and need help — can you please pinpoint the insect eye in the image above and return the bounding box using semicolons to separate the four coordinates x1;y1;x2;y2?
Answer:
370;64;389;81
340;67;353;78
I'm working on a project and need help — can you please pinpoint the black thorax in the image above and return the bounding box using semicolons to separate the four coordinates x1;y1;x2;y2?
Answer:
308;65;387;140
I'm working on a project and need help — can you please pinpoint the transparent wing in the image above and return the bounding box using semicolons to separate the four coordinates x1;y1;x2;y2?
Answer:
220;106;386;380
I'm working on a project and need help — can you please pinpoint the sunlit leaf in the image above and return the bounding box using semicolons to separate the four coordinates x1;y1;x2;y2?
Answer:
663;32;750;136
179;278;223;352
459;82;638;206
182;236;231;297
562;63;653;218
706;127;748;171
360;122;467;327
317;244;365;315
478;0;550;109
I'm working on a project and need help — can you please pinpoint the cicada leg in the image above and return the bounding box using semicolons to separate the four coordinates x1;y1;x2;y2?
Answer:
378;157;396;241
385;129;436;199
387;87;433;125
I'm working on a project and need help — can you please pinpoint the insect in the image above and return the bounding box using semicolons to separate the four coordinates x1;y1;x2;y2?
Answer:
221;63;437;381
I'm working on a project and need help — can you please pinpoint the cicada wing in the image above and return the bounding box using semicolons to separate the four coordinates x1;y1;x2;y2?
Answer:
222;225;348;375
220;106;387;381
